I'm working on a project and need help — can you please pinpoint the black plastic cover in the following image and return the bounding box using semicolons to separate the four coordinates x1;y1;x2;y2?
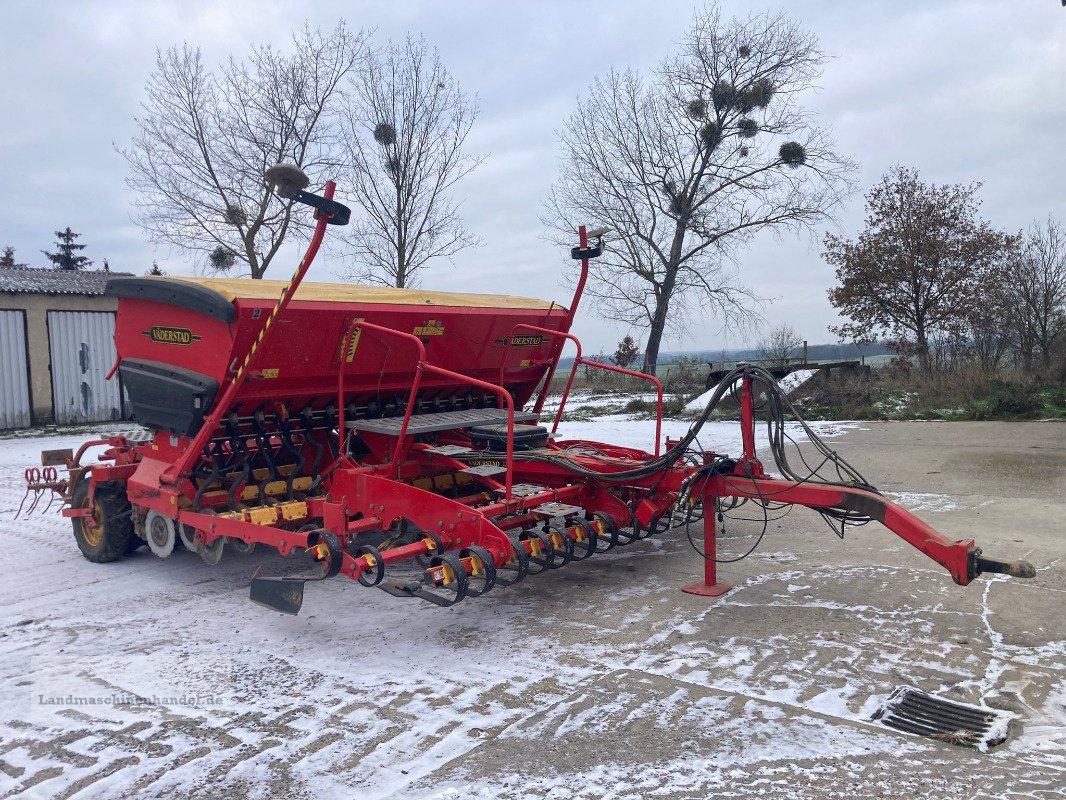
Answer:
470;423;549;452
106;278;236;323
118;358;219;436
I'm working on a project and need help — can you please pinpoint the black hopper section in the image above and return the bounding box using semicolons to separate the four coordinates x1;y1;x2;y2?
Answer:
118;359;219;437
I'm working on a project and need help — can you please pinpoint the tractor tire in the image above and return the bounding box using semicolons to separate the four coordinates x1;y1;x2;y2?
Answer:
70;478;134;563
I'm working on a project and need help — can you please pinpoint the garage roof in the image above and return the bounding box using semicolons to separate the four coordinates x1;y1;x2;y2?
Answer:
0;267;133;296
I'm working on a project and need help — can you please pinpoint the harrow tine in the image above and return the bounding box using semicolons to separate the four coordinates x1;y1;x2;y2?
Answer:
568;518;598;561
461;545;497;597
14;488;33;521
591;512;620;553
520;528;555;575
378;551;470;607
495;540;529;586
545;523;575;568
26;491;44;516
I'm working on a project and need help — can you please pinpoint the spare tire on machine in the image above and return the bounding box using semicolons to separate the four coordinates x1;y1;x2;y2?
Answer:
70;478;133;563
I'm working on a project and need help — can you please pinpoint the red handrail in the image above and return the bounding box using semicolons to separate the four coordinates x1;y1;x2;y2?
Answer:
497;323;582;404
532;225;592;416
163;180;337;484
569;358;663;456
340;320;516;498
502;323;664;456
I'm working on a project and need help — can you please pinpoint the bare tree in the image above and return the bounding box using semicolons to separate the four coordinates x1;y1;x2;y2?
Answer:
1006;218;1066;373
342;36;481;288
755;323;802;367
546;8;853;375
122;23;366;279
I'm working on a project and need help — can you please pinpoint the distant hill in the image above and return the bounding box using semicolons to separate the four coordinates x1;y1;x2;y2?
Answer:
559;342;890;369
659;342;890;365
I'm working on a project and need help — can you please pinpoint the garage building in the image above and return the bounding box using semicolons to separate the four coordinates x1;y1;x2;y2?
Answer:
0;267;133;428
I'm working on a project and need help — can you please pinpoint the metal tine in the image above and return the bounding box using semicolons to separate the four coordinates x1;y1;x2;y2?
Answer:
14;489;33;520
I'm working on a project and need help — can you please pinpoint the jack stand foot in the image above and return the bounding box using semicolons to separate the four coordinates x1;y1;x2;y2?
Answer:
681;581;733;597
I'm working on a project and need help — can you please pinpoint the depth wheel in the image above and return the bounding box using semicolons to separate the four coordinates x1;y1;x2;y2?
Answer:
70;478;133;563
229;538;256;556
145;510;176;558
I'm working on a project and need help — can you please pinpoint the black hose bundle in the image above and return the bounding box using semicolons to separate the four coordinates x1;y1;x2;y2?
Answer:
522;365;881;560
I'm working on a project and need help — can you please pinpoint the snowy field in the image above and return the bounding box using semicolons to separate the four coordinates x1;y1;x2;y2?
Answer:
0;414;1063;799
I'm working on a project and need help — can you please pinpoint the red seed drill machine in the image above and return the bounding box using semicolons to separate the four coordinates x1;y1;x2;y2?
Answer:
24;165;1035;614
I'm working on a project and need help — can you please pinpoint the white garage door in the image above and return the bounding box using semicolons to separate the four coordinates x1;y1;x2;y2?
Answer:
48;311;124;424
0;310;32;428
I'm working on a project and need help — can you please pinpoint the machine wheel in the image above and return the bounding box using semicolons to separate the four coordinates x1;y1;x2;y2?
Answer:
145;510;177;558
178;522;199;551
229;538;256;556
199;536;225;565
70;478;133;563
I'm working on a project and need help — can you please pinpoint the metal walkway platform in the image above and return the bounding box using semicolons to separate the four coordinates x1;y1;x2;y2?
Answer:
347;408;538;436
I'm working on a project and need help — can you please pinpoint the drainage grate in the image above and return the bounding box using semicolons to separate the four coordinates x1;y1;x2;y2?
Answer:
872;686;1013;750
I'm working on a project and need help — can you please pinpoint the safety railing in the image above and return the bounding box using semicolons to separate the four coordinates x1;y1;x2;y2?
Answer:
501;323;663;456
337;320;517;498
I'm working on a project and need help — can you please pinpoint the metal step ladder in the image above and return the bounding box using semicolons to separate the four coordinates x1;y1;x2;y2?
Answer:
346;408;538;436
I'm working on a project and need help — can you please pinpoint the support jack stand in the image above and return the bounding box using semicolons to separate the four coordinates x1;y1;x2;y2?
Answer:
681;486;734;599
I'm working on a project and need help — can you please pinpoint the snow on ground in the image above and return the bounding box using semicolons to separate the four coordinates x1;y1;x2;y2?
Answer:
683;386;719;413
885;492;961;513
556;414;861;456
776;368;819;394
0;419;1063;798
538;390;670;418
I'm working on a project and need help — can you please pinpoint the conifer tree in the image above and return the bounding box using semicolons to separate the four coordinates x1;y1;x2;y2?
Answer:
43;228;93;270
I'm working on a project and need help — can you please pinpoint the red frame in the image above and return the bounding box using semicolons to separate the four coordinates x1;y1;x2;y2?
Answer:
44;208;1007;607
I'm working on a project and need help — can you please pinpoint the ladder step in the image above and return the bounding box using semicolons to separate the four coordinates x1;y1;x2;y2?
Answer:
494;483;546;498
460;464;508;477
347;408;538;436
531;502;584;518
424;445;473;456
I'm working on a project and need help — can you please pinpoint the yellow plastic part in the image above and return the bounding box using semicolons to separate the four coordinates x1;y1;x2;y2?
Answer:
248;506;279;526
280;501;309;522
166;276;560;310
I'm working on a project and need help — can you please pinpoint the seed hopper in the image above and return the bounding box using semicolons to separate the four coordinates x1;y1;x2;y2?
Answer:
25;166;1036;614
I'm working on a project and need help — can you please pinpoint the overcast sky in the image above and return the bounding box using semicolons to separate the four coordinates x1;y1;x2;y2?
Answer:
2;1;1064;353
